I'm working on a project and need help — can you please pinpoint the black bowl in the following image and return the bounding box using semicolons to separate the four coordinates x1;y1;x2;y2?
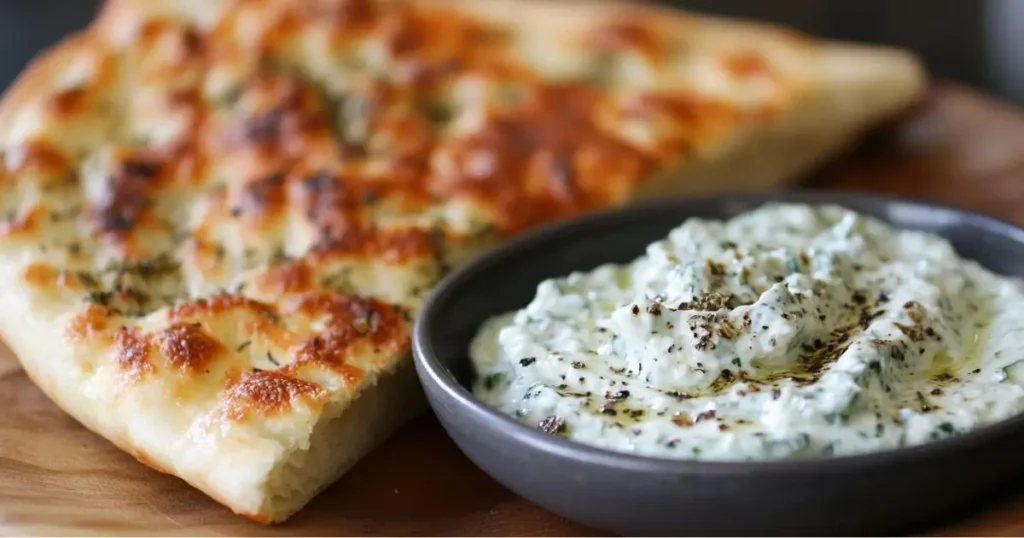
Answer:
412;191;1024;536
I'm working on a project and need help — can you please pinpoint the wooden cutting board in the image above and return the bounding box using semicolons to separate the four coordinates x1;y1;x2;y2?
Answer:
3;83;1024;537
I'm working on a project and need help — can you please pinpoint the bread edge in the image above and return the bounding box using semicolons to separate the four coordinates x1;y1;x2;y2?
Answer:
635;44;927;198
0;308;424;524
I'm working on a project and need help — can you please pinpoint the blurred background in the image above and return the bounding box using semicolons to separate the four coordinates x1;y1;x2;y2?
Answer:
0;0;1019;105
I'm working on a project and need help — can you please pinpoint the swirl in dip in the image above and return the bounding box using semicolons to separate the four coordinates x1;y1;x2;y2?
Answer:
469;203;1024;460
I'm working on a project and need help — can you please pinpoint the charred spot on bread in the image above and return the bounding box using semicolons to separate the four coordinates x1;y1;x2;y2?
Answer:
169;294;280;323
257;259;314;295
222;369;327;422
157;322;225;372
115;326;153;379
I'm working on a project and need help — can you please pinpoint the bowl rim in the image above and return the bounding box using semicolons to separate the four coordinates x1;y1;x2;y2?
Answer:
412;188;1024;475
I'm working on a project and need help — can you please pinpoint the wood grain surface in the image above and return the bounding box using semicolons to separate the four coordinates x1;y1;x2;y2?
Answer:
3;83;1024;537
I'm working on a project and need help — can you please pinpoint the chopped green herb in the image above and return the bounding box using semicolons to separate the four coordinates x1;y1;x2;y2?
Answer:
483;372;506;390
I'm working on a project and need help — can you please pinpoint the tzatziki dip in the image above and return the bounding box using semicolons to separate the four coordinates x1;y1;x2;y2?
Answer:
469;203;1024;461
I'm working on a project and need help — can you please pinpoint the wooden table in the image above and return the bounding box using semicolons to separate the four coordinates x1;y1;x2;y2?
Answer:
3;83;1024;536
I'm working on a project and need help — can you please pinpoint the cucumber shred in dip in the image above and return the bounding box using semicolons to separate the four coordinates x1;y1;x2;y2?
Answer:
468;203;1024;461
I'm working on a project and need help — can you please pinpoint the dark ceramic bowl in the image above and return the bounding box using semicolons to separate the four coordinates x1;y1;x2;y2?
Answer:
412;191;1024;536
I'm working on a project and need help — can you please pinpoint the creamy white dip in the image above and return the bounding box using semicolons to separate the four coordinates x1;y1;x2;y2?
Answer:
469;203;1024;460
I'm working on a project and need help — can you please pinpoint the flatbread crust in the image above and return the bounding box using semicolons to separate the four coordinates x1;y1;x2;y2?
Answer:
0;0;925;524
